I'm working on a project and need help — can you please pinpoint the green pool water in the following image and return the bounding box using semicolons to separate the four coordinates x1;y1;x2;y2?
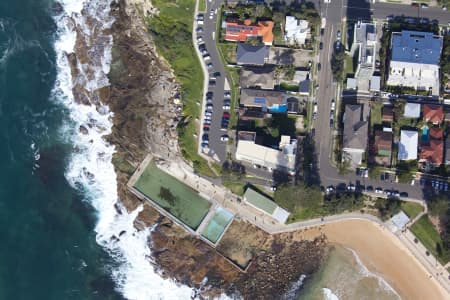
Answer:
201;207;234;243
134;162;211;230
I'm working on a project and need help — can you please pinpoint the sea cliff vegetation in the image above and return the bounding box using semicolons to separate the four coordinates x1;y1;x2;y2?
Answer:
147;0;216;177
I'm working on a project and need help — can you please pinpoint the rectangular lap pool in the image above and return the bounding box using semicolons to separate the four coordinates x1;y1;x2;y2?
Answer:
134;162;211;230
201;207;234;244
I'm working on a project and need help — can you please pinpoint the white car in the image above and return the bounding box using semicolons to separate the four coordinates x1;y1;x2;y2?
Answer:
222;104;230;110
207;63;213;69
330;99;335;111
203;55;211;61
204;115;211;120
375;187;383;194
220;135;229;142
196;36;203;43
224;91;231;98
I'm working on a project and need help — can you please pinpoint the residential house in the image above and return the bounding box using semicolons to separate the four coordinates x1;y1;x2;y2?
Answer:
351;21;377;81
240;88;287;113
225;19;274;45
236;43;269;66
284;16;310;45
235;132;298;175
386;31;443;96
423;104;444;125
295;70;310;95
342;104;369;166
382;106;394;122
398;130;418;161
419;127;444;167
240;66;275;89
403;102;421;118
373;128;393;166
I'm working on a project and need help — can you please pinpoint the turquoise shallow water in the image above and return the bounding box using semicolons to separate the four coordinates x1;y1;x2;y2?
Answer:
0;1;122;299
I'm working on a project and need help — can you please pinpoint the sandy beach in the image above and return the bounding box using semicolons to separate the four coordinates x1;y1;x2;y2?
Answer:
302;219;449;300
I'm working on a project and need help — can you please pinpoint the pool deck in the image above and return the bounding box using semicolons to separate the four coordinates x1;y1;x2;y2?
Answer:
128;154;249;271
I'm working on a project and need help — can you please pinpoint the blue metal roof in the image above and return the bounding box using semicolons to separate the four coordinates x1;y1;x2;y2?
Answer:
391;31;443;65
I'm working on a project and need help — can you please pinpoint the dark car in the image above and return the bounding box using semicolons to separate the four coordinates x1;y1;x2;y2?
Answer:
319;42;323;50
400;192;409;198
206;91;213;98
320;28;324;36
317;63;321;71
221;121;228;129
329;118;334;128
213;71;221;77
203;126;210;132
202;134;209;141
209;80;216;86
366;186;374;192
411;2;418;7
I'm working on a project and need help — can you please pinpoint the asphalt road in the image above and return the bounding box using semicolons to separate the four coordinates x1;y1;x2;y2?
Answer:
196;1;228;163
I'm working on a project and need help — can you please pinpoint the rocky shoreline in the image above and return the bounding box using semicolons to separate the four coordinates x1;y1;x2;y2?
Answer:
70;0;329;298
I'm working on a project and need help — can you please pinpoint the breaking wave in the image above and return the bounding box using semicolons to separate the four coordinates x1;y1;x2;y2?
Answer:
51;0;199;298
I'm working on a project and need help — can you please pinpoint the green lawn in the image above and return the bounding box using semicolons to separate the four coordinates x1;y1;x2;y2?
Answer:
223;181;245;196
345;55;354;76
370;102;382;128
401;202;423;219
198;0;206;11
410;214;450;264
218;42;237;64
148;0;216;177
134;161;211;230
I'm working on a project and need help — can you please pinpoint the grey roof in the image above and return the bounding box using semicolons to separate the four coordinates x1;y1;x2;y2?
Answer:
404;102;421;118
299;78;310;94
240;88;285;108
391;31;443;65
236;43;267;65
240;66;275;89
343;105;368;150
347;78;357;89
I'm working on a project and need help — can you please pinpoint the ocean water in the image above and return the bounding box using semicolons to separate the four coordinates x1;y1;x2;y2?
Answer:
0;0;198;299
296;246;400;300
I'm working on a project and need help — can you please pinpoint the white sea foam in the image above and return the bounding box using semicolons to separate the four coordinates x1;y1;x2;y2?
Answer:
322;288;339;300
52;0;208;299
282;274;306;299
346;247;401;299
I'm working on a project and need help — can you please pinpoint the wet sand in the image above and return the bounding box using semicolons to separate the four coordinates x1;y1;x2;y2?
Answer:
300;219;448;300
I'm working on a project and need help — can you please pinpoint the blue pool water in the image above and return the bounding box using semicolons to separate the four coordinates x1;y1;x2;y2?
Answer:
422;126;429;143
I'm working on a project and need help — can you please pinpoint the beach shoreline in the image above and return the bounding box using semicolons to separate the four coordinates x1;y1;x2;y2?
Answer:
299;219;448;300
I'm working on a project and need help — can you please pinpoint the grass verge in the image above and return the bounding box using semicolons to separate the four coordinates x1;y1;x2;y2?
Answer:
147;0;216;177
401;202;423;219
223;181;245;196
410;214;450;264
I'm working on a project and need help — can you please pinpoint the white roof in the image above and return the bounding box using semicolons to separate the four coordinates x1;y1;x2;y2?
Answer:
347;78;357;89
404;102;421;118
391;211;410;232
398;130;418;160
272;207;290;224
236;139;296;172
285;16;309;44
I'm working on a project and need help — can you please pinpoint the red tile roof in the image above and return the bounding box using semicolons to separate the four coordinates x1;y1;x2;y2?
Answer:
225;19;274;44
423;104;443;124
429;127;443;140
420;139;443;165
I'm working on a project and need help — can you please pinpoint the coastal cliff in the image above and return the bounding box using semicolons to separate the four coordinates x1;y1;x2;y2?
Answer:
89;0;328;297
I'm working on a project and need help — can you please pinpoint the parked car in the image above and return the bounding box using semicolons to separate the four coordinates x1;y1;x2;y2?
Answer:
329;118;334;128
317;63;321;71
223;112;230;119
421;3;428;8
202;134;209;141
204;115;211;120
209;80;216;86
337;30;341;40
220;135;229;142
222;104;230;110
411;2;419;8
204;111;212;117
375;187;383;193
203;55;211;61
347;184;356;191
330;99;335;111
366;186;374;192
213;71;221;77
206;97;213;104
207;63;213;69
196;36;203;43
319;42;323;50
203;126;210;132
203;119;211;125
201;142;209;148
206;103;213;110
400;192;409;198
326;186;335;193
224;91;231;98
